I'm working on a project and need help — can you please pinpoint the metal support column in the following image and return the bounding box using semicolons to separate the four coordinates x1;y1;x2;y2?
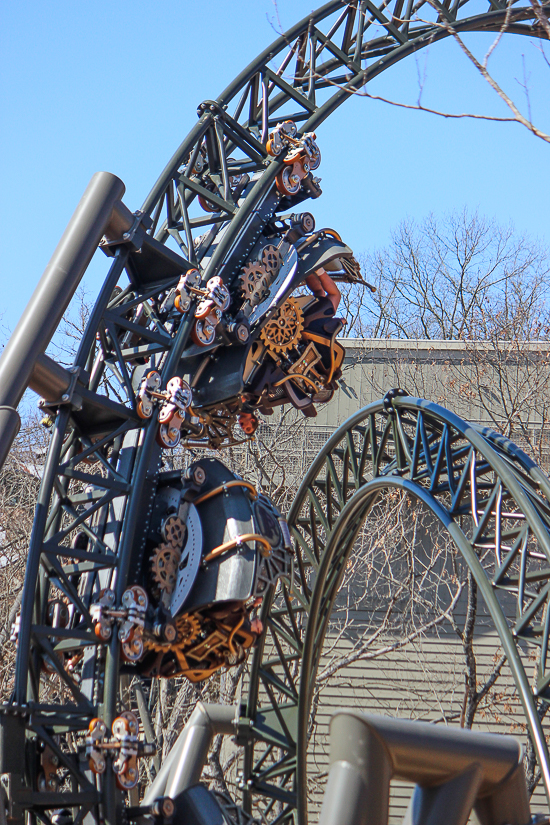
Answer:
0;171;126;466
143;703;237;805
319;712;531;825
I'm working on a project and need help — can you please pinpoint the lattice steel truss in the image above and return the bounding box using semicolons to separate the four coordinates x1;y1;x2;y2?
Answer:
141;0;550;276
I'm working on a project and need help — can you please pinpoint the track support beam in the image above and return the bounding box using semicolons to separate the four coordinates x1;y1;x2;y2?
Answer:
319;712;530;825
0;172;128;466
143;703;237;805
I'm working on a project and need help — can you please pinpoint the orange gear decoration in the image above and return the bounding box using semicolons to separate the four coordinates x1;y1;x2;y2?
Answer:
175;613;201;645
261;245;283;275
150;543;180;596
240;261;270;304
163;514;186;546
144;613;200;654
260;297;304;355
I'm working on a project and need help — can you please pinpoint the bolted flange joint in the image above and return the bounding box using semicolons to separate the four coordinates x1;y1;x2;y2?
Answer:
383;388;409;415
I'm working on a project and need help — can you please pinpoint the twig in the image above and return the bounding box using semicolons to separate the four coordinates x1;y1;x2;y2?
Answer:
317;581;463;680
427;4;550;143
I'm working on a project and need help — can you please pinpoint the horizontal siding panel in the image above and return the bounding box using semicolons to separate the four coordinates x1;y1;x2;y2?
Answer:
301;612;549;822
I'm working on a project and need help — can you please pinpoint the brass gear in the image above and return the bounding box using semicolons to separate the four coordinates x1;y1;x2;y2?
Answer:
240;262;270;305
261;245;283;275
260;297;304;355
175;613;201;646
162;514;185;546
144;612;201;653
151;543;181;596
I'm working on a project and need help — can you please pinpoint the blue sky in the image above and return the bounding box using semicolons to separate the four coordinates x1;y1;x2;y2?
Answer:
2;0;549;337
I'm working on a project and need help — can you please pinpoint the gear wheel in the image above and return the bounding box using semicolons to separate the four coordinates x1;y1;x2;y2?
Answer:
260;297;304;355
162;514;186;546
175;613;201;646
151;543;181;596
144;612;201;653
240;262;270;306
261;245;283;275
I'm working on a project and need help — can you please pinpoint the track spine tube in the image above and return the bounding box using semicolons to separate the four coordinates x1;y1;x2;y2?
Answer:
0;172;126;468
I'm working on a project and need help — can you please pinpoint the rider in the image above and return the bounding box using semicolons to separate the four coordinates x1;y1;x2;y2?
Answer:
239;265;345;429
305;267;341;312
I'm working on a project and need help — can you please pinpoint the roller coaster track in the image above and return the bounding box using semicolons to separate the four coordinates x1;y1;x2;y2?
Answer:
0;2;549;825
250;397;550;822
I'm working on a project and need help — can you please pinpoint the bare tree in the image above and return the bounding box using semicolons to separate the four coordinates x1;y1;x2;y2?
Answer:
339;210;550;459
269;0;550;142
342;209;550;340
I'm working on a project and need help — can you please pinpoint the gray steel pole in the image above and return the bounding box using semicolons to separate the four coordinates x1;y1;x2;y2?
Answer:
319;712;531;825
143;703;237;805
0;171;126;467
